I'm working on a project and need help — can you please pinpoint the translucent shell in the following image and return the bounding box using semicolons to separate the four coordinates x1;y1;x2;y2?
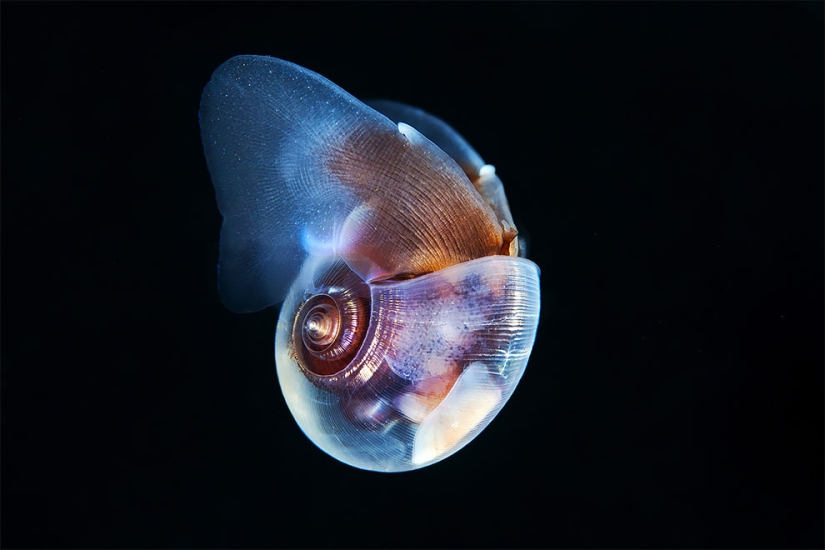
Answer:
277;255;539;471
200;55;541;471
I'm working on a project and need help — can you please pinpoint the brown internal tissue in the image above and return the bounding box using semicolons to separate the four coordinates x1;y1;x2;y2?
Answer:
323;122;505;282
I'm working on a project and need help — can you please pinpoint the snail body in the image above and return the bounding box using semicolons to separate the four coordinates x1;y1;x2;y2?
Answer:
200;56;540;471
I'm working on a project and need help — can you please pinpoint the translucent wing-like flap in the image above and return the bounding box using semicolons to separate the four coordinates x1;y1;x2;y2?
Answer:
329;120;505;282
366;99;487;177
367;99;518;254
200;56;506;312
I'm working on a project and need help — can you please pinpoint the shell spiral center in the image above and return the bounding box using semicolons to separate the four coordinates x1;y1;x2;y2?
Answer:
303;299;340;351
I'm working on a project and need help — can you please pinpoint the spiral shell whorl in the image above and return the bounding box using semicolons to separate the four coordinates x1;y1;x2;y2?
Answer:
291;258;370;382
292;282;368;377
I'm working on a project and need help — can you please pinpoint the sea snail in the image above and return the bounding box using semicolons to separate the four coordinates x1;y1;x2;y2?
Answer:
199;55;540;472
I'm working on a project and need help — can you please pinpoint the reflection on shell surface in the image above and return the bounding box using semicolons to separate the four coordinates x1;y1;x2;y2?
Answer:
200;55;540;471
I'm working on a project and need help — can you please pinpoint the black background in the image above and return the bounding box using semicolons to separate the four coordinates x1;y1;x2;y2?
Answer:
2;2;823;549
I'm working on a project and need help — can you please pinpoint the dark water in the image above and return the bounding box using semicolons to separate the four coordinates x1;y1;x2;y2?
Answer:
2;2;822;548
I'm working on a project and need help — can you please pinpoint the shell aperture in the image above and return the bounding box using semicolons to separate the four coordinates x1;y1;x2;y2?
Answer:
200;55;540;471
